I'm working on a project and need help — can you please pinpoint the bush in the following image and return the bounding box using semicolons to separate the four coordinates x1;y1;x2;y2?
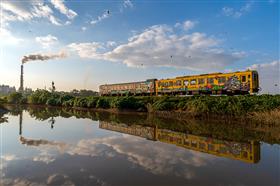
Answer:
46;97;58;106
7;92;23;104
152;97;178;111
96;97;110;109
87;97;99;108
0;97;8;104
111;96;144;110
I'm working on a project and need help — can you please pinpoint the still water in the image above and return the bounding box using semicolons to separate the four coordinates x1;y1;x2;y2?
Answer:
0;106;279;186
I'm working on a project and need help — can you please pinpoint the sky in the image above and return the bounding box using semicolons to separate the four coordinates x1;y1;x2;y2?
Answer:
0;0;279;94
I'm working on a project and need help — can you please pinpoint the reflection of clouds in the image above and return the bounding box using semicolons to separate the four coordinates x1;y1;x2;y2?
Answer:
3;133;214;184
1;154;18;173
3;178;45;186
2;174;75;186
1;154;17;161
68;135;214;179
47;174;75;186
33;150;56;164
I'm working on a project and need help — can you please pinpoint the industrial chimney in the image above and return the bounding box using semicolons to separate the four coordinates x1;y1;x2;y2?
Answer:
19;64;24;92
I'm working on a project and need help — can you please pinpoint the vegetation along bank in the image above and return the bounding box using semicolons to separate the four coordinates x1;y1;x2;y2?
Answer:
0;90;280;123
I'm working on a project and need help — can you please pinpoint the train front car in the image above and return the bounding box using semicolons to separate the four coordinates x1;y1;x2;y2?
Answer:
223;70;259;94
155;70;260;95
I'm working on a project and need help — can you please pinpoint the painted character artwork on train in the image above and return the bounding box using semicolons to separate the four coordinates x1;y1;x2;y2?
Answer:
99;70;259;96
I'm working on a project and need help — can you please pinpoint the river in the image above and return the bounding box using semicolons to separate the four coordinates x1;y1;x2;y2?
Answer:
0;106;279;186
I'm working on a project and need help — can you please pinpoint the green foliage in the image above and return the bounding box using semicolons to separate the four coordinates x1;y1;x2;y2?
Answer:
152;97;178;111
0;97;7;104
111;96;146;110
96;97;110;109
73;97;88;108
87;96;99;108
7;92;23;104
3;90;280;116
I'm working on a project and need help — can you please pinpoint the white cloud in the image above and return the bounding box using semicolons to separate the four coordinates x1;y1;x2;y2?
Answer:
0;0;60;25
106;41;117;47
50;0;77;19
248;60;280;94
123;0;133;9
183;20;196;31
68;24;242;70
120;0;134;12
81;27;87;31
68;42;105;59
222;2;253;18
0;0;77;26
90;11;110;25
175;20;197;31
35;34;58;48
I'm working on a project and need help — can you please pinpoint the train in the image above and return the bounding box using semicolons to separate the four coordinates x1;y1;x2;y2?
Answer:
99;70;259;96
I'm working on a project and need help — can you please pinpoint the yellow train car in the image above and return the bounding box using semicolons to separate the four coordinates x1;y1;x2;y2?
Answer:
156;70;259;95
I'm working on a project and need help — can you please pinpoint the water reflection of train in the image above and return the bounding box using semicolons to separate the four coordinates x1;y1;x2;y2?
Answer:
99;121;260;163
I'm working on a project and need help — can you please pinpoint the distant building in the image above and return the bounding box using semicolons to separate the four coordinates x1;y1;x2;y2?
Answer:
0;85;16;95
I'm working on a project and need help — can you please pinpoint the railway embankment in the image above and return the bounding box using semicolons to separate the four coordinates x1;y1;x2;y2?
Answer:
1;90;280;124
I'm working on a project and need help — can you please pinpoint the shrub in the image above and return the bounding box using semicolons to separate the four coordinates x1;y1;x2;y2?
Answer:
87;96;99;108
46;97;58;106
7;92;23;104
96;97;110;109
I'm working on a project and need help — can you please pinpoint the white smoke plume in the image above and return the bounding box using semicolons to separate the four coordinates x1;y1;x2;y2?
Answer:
21;51;67;64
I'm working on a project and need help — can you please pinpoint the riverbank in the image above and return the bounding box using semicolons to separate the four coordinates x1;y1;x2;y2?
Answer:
1;91;280;123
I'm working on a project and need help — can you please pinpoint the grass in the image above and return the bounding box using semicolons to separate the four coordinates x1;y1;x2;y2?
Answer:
249;109;280;125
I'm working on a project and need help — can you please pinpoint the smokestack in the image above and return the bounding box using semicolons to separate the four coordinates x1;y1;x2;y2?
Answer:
19;64;24;92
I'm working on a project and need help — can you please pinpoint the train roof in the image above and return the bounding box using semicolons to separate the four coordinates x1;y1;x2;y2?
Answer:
100;79;157;87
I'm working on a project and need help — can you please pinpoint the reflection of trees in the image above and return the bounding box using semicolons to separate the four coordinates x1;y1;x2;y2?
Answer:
4;105;280;145
0;106;8;124
0;115;8;123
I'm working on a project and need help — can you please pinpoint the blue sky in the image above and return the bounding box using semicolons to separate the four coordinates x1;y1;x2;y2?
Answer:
0;0;279;93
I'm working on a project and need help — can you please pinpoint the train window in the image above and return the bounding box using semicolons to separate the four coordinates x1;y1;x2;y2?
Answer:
199;143;206;149
218;77;226;84
184;139;190;146
164;82;168;87
183;80;189;86
248;75;251;79
190;79;197;85
191;141;197;147
169;81;173;86
241;76;246;82
176;80;182;86
208;78;214;84
198;78;205;84
219;147;227;153
208;144;215;151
